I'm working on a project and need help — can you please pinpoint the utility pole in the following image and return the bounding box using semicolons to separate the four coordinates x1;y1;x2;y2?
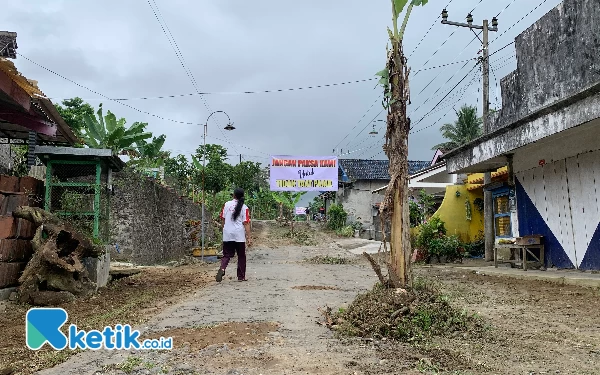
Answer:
441;9;498;262
240;154;242;164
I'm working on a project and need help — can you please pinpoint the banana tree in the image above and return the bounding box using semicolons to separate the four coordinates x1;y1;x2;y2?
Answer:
377;0;428;288
271;191;306;232
82;103;153;155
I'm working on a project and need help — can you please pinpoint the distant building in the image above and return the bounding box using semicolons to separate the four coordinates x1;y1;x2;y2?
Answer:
337;158;430;239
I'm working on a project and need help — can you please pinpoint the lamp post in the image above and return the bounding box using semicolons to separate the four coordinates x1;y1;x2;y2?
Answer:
369;119;385;135
201;110;235;261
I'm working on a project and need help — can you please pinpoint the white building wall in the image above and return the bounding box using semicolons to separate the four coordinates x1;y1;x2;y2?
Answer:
514;146;600;269
337;180;388;232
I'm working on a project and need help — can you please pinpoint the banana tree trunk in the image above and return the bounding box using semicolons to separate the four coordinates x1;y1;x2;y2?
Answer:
381;34;412;287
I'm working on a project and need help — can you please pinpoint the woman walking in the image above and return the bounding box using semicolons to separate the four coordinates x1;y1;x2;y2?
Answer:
216;188;252;282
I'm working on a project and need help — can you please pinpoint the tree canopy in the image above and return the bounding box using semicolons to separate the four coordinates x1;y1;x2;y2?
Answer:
432;104;482;151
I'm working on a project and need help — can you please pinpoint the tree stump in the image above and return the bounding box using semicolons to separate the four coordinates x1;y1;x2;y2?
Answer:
12;206;104;305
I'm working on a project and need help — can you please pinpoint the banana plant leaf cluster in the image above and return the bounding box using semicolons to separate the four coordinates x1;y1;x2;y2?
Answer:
82;103;153;155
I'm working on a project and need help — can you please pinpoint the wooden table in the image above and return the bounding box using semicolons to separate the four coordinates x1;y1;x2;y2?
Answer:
494;243;545;271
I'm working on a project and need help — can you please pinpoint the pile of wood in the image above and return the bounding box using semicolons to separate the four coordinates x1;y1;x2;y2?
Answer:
13;206;105;306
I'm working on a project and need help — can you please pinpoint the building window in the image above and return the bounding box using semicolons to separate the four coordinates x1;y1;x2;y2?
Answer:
493;190;512;238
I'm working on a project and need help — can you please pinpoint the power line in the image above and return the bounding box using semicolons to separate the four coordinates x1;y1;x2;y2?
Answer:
47;60;474;102
331;94;381;153
362;68;480;160
495;0;519;17
490;0;551;44
413;32;481;106
411;61;481;130
342;107;386;152
413;0;487;78
366;69;480;160
147;0;239;154
408;0;456;58
410;70;481;134
16;53;270;157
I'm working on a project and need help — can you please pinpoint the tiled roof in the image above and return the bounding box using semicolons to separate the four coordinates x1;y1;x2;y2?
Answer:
338;159;431;182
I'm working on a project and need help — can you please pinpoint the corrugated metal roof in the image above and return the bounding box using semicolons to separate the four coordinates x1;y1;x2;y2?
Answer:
338;159;430;181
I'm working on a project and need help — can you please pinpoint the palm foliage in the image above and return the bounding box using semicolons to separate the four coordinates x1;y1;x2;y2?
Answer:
432;105;482;151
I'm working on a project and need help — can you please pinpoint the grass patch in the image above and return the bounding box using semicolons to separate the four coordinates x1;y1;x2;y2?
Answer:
281;229;317;246
119;356;143;374
305;255;352;264
321;277;488;343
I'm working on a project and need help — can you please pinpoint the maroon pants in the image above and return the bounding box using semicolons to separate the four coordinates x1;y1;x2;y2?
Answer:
220;241;246;280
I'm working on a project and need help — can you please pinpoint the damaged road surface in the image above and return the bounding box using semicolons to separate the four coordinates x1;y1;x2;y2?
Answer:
16;223;600;374
36;236;378;375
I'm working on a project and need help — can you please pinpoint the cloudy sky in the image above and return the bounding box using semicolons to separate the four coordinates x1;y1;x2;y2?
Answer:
3;0;561;167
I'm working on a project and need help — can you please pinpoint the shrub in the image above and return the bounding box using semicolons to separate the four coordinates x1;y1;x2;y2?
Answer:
463;231;484;257
327;204;348;231
336;225;354;237
415;217;466;263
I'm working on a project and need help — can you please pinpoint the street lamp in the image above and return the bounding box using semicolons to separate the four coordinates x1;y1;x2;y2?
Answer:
369;119;385;135
201;110;235;261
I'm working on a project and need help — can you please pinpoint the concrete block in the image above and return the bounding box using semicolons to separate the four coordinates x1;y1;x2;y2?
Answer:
0;287;17;301
83;252;110;290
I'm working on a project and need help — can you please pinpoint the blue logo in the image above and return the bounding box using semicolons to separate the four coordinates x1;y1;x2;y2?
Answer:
26;308;68;350
26;308;172;350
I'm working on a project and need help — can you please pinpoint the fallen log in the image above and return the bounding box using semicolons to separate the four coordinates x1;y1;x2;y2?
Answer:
13;206;104;305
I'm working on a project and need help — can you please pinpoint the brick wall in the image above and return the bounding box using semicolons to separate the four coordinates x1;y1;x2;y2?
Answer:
109;168;206;265
0;175;44;288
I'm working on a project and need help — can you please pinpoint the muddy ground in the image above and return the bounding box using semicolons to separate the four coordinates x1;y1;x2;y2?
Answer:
0;221;599;374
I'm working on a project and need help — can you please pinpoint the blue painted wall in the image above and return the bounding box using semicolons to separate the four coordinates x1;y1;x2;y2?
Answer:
515;177;575;269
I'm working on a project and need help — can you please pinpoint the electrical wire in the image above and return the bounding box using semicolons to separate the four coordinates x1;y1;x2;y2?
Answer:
495;0;519;17
490;0;551;44
16;52;270;157
331;94;381;154
408;0;456;58
411;32;482;115
411;61;481;130
47;60;474;102
412;0;486;78
147;0;239;154
360;69;480;160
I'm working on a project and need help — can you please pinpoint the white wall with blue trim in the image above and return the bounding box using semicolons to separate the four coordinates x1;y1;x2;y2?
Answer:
513;143;600;270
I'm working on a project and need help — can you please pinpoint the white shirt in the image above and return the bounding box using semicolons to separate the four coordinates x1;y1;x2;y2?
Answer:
220;199;250;242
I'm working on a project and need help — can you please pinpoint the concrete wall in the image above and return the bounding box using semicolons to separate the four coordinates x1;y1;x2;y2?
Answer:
515;145;600;270
492;0;600;132
337;179;388;232
109;168;205;265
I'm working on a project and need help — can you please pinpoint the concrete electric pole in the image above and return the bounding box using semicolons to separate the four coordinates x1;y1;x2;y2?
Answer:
441;10;498;261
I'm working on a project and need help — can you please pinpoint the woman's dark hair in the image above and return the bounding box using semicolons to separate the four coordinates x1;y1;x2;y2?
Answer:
232;188;245;220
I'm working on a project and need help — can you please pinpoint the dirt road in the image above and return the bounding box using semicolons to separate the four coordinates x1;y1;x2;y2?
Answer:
3;221;599;374
37;224;380;375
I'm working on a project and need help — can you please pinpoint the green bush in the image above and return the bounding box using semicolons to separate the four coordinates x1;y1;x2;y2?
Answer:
463;231;484;257
415;217;466;263
327;204;348;231
336;225;354;237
